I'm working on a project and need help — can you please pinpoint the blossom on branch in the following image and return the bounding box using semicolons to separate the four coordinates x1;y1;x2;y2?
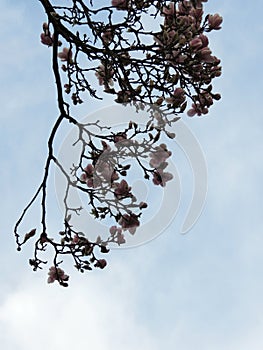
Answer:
58;47;73;64
47;266;69;285
165;88;186;107
95;64;114;87
187;102;208;116
40;33;53;46
208;13;223;30
109;226;126;245
152;170;173;187
119;213;140;235
150;144;172;168
113;179;132;199
80;164;98;188
94;259;107;269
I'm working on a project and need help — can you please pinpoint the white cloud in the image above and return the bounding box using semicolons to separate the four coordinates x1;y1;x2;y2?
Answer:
0;261;158;350
1;248;263;350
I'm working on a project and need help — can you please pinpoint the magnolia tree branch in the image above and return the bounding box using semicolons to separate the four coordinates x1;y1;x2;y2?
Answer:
14;0;222;286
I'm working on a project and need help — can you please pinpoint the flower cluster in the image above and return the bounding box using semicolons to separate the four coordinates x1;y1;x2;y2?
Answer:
40;22;53;46
94;259;107;269
165;88;186;109
150;144;173;187
109;225;126;245
42;0;223;117
208;13;223;30
48;266;69;285
113;179;132;199
95;64;114;88
79;144;119;189
58;47;73;64
155;1;223;116
40;22;62;47
119;213;140;235
77;131;174;243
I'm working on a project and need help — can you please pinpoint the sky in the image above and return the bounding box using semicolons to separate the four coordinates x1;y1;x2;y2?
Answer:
1;0;263;349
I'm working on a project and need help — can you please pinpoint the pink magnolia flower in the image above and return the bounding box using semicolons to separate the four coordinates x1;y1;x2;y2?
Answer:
149;144;172;168
58;47;73;64
165;87;185;107
116;232;126;245
174;88;187;99
199;34;209;48
48;266;69;284
187;103;208;117
111;0;128;10
84;164;94;177
152;170;173;187
208;13;223;30
94;259;107;269
80;164;101;188
189;37;203;51
96;161;119;183
109;225;122;236
80;164;94;183
198;91;214;107
197;47;215;63
40;33;53;46
110;226;126;245
119;213;140;235
114;179;132;199
95;64;114;87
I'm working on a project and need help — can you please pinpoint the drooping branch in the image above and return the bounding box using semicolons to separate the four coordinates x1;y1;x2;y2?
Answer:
14;0;223;286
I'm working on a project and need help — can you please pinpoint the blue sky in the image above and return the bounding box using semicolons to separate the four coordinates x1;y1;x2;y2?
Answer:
1;1;263;349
